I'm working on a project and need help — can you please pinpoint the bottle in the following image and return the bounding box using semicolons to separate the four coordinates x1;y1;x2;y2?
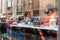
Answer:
49;16;56;27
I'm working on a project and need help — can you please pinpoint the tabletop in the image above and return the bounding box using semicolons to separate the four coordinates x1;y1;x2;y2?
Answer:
10;23;58;31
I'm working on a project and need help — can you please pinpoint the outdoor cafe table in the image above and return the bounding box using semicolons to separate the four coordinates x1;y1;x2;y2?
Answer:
10;24;58;40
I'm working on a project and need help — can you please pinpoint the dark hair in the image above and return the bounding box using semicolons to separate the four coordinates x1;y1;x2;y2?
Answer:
45;8;54;14
33;10;39;16
45;11;49;14
18;16;24;22
24;12;30;17
24;12;27;17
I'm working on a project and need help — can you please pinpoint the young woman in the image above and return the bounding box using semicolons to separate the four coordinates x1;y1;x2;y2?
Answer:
24;12;33;24
31;12;45;40
23;12;34;40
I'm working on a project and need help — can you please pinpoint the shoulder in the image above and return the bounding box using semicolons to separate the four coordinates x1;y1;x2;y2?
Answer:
43;15;50;19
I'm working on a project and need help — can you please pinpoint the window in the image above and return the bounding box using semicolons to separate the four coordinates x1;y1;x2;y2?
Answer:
28;3;30;10
17;0;25;15
21;0;25;12
7;0;12;7
28;0;33;11
17;0;19;11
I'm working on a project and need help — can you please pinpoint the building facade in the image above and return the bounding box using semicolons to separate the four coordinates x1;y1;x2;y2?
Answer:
0;0;58;16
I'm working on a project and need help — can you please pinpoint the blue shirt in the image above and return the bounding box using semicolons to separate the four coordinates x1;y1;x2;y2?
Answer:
32;16;39;22
7;22;26;37
26;17;32;22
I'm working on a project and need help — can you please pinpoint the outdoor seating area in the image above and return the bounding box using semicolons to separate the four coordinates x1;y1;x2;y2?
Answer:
0;7;58;40
0;0;58;40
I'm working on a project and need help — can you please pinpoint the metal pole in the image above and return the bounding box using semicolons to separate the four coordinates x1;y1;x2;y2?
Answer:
10;0;12;40
58;0;60;40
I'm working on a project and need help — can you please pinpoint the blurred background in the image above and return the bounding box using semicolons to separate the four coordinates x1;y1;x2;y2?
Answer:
0;0;58;17
0;0;58;40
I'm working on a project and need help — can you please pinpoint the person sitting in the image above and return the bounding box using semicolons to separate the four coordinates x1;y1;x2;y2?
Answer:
40;8;58;40
6;15;25;40
42;8;58;26
24;12;33;24
32;12;40;27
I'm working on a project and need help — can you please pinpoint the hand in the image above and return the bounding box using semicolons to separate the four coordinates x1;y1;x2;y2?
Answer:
12;22;17;24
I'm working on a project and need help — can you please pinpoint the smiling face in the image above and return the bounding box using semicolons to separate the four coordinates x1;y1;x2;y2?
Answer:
30;11;33;16
30;11;33;18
